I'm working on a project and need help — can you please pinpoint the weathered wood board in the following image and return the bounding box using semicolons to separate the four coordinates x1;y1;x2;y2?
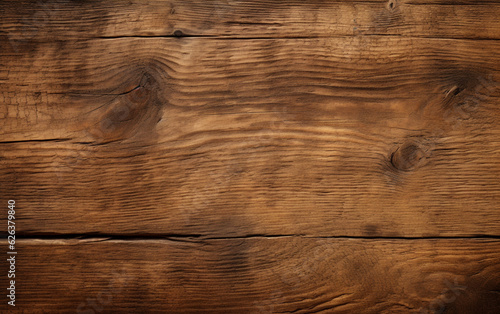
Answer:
1;0;500;313
2;37;500;238
2;238;500;313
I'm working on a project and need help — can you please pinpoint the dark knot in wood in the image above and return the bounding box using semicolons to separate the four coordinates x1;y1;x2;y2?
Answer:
391;140;431;171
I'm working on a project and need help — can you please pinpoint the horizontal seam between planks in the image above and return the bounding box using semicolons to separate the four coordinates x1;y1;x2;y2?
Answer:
6;34;500;42
91;34;500;41
10;233;500;242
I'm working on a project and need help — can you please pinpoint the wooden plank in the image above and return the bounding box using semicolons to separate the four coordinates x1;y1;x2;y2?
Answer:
1;238;499;313
1;0;500;46
2;1;499;313
1;37;500;237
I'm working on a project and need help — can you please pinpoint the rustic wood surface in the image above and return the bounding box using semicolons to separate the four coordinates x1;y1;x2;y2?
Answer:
1;0;500;40
1;0;500;313
2;37;500;238
2;238;500;313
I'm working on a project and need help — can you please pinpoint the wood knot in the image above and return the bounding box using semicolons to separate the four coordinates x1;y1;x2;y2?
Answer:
173;30;184;38
387;0;397;10
87;72;163;143
126;74;155;105
446;85;463;98
369;0;402;33
390;140;431;171
437;71;497;127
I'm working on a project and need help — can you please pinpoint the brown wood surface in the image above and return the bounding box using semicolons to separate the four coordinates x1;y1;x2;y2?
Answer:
1;37;500;237
1;0;500;313
1;0;500;41
1;238;500;313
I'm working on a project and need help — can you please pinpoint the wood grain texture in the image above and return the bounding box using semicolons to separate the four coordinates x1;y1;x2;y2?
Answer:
1;0;500;42
1;36;500;237
1;1;500;313
1;238;499;313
